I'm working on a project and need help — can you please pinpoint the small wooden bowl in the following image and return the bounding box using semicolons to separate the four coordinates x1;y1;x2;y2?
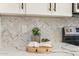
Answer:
37;46;52;53
37;47;46;53
26;47;37;53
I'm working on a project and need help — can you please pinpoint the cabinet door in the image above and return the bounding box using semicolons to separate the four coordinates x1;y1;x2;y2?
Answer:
0;3;25;14
51;3;72;16
26;3;51;15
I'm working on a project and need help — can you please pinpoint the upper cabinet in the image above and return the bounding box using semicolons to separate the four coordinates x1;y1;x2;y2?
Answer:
0;3;25;14
26;3;72;16
51;3;72;16
0;3;72;17
26;3;51;15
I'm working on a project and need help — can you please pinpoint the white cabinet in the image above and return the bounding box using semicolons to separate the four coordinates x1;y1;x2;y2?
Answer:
0;3;72;16
51;3;72;16
26;3;72;16
26;3;51;15
0;3;25;14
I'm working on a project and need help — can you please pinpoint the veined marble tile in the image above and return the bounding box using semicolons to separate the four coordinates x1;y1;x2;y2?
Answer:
0;16;79;50
0;17;1;48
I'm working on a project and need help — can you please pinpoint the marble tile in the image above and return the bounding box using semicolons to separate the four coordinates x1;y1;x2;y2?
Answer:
0;16;79;51
0;17;1;48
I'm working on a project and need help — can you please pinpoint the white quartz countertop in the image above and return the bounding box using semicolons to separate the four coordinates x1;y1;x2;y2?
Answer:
0;43;79;56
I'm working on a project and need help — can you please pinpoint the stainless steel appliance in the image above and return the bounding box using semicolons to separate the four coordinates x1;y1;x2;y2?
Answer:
73;3;79;13
62;26;79;46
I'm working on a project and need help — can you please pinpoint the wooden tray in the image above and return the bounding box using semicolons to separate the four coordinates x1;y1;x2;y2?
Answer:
26;46;52;53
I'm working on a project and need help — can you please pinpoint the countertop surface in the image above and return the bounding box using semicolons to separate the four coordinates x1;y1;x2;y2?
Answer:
0;43;79;56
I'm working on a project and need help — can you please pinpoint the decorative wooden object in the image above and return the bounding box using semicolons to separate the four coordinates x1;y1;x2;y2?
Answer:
26;47;37;53
26;46;52;53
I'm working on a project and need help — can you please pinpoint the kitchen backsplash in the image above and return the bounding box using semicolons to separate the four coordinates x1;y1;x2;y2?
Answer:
0;16;79;50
